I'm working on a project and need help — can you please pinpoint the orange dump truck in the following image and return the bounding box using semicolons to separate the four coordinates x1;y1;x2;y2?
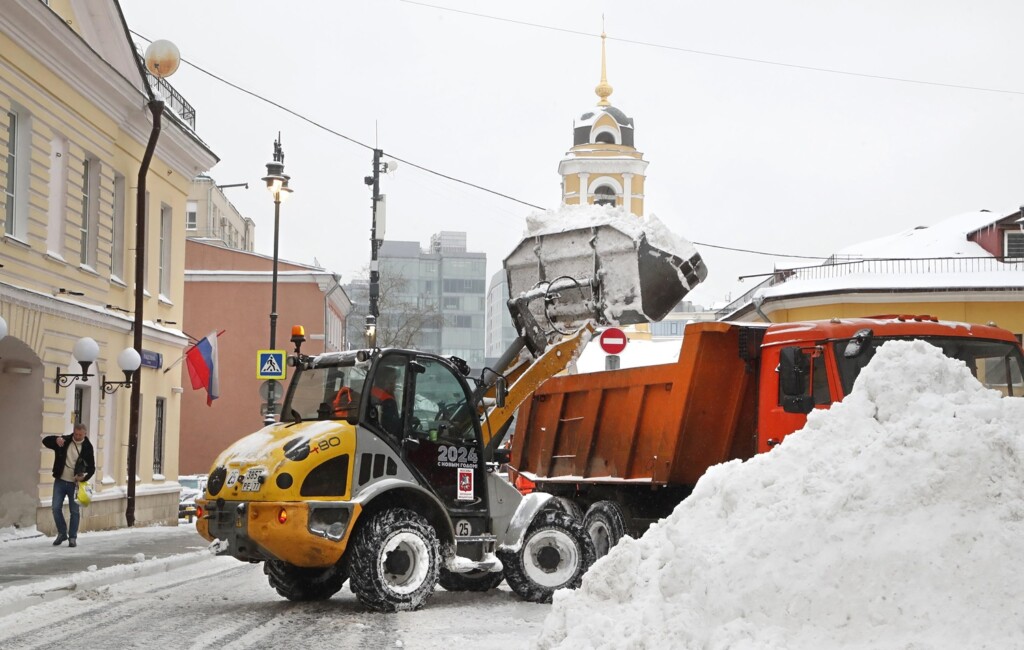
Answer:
505;315;1024;555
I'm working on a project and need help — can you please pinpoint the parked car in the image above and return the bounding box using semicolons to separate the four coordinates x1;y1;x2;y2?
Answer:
178;474;207;522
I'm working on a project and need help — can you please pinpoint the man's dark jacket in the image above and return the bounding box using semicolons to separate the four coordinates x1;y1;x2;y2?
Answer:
42;435;95;481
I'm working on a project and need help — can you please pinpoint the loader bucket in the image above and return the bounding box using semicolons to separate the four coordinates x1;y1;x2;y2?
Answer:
504;205;707;336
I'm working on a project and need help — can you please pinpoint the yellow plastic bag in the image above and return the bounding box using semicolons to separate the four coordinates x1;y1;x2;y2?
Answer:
76;481;92;507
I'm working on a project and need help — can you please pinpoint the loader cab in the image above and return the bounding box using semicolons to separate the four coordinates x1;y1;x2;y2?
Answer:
365;351;490;516
285;351;370;423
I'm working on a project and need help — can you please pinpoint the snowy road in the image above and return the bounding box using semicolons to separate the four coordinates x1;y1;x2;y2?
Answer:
0;555;550;649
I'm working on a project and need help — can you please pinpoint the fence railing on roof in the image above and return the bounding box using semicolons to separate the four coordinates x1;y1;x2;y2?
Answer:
150;75;196;130
715;256;1024;320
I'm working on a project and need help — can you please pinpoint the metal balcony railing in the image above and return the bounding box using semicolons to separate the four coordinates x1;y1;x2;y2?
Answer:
150;75;196;130
715;256;1024;320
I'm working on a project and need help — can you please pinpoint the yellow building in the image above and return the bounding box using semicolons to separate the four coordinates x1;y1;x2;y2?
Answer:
717;210;1024;340
0;0;217;532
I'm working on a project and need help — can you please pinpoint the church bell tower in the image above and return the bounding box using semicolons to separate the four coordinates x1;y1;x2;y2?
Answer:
558;31;649;216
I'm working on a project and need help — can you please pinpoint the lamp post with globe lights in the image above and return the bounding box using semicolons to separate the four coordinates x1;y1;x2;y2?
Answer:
125;39;180;527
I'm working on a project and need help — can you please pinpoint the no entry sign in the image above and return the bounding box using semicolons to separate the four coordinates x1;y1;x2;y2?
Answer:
599;327;628;354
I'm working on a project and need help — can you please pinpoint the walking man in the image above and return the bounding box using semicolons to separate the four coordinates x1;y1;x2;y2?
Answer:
42;423;95;547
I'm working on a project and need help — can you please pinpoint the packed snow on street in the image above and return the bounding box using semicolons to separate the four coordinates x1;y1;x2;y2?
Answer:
1;340;1022;649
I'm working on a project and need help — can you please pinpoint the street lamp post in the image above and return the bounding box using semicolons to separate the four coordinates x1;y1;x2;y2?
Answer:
261;135;292;423
126;40;180;527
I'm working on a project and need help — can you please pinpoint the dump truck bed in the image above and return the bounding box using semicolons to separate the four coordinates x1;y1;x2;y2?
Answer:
509;321;762;487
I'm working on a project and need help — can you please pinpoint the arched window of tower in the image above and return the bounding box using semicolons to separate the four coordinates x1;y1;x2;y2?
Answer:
594;186;616;206
591;125;620;145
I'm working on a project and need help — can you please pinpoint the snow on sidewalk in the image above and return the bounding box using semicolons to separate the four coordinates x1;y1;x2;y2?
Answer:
0;526;220;617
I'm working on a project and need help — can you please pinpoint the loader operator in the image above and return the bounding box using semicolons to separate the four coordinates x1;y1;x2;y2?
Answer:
370;366;401;436
332;384;359;417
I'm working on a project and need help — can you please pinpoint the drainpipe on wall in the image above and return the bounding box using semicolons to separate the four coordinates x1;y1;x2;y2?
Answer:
207;179;213;238
752;294;771;323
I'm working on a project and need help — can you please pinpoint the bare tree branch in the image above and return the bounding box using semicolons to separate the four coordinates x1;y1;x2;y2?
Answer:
345;266;444;350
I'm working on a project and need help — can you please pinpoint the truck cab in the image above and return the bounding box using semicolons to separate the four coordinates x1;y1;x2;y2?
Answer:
761;315;1024;454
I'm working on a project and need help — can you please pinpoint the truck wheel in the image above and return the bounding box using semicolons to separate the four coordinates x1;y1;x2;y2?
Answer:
438;567;504;592
583;500;628;558
348;508;440;612
498;509;595;603
263;559;347;601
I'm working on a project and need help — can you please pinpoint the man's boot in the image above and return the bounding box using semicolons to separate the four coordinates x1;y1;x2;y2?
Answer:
52;533;67;546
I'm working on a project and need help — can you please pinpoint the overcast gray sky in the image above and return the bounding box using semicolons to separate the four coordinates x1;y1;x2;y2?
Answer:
119;0;1024;307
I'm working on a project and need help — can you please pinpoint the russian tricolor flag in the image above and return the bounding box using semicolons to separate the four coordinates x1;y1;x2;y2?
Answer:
185;331;220;406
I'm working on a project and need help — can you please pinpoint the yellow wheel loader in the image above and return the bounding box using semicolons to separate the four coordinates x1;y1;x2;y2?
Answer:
195;206;706;611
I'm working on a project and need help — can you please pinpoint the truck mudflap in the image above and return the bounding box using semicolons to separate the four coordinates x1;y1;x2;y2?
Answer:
504;205;707;334
198;498;361;568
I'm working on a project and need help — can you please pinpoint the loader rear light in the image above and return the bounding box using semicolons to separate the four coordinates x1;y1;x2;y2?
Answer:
196;505;204;519
277;508;288;524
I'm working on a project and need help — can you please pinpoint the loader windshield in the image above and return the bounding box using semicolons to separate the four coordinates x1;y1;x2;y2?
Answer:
835;337;1024;397
285;361;369;421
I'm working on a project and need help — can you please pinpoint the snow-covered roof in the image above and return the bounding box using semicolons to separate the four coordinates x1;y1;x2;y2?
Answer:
760;267;1024;299
746;209;1024;301
833;209;1012;259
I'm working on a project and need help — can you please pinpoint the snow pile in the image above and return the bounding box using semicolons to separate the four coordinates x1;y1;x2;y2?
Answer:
536;340;1024;649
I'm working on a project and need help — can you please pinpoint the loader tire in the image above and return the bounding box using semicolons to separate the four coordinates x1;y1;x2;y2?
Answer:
348;508;440;612
438;567;504;592
498;509;595;603
583;500;628;558
263;559;347;601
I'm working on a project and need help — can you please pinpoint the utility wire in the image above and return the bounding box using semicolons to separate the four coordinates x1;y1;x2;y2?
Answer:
401;1;1024;97
129;30;545;210
692;242;828;259
383;153;544;210
130;31;825;260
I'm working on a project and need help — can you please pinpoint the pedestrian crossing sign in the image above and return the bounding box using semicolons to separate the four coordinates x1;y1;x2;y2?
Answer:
257;350;287;380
